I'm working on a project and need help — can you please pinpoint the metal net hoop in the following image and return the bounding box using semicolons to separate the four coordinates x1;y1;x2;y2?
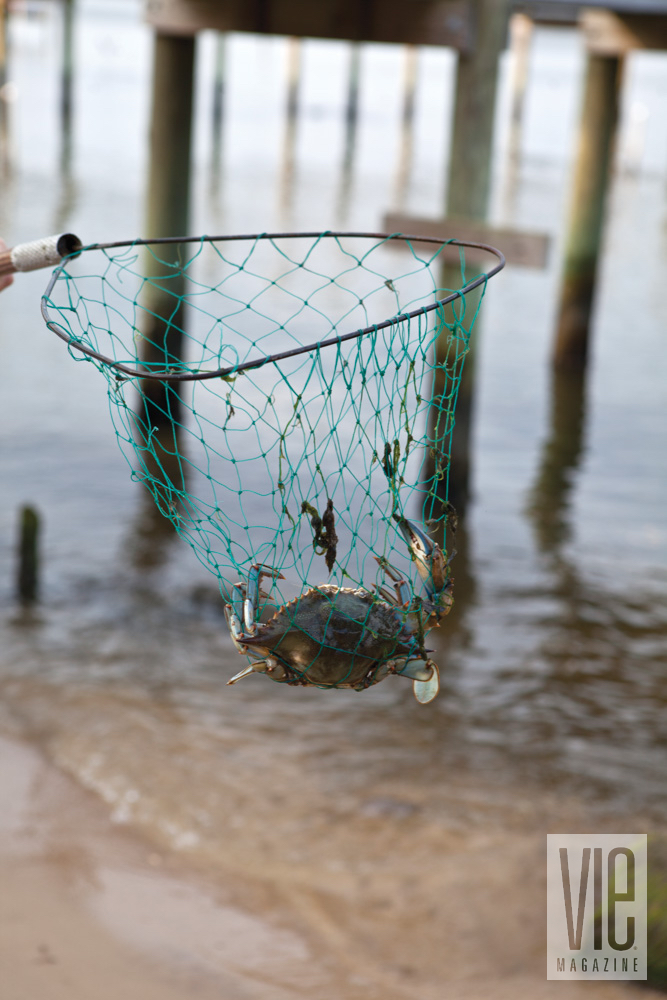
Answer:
40;231;504;616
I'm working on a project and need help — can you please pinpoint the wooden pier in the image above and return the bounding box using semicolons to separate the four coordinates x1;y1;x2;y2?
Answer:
5;0;660;499
139;0;667;502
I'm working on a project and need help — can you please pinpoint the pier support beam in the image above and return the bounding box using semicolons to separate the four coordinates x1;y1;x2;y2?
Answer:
141;31;195;426
145;31;195;260
0;0;9;170
553;52;621;369
507;11;533;168
211;32;226;165
436;0;509;514
61;0;74;131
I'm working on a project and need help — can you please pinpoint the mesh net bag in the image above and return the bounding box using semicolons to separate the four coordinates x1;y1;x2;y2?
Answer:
41;231;503;700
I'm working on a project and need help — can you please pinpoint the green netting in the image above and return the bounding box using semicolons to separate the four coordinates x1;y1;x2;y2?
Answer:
42;232;498;699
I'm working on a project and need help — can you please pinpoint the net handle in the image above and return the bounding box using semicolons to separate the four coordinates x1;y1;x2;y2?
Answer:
0;233;83;276
40;231;505;382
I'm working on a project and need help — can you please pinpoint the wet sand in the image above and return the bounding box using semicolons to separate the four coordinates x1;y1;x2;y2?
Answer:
1;729;663;1000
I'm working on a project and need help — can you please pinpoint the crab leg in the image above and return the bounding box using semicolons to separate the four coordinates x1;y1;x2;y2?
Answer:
227;657;286;685
227;663;257;684
224;602;247;653
244;564;284;634
392;514;448;598
373;584;397;605
374;556;412;605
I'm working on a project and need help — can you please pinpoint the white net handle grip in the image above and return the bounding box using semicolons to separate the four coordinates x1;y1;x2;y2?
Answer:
0;233;83;276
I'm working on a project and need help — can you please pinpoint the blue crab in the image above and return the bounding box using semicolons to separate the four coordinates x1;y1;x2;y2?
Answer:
224;516;452;704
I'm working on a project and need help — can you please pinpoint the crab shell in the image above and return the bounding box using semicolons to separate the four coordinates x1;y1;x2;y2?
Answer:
238;583;449;690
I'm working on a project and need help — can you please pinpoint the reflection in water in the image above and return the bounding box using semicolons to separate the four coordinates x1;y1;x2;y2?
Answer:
527;365;587;554
470;561;667;805
421;255;480;632
430;261;485;517
139;250;189;427
127;418;185;572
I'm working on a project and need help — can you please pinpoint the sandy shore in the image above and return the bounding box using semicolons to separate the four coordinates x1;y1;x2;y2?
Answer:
1;731;662;1000
0;735;325;1000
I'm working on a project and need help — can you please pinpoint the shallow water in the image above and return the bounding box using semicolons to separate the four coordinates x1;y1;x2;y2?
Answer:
1;0;666;868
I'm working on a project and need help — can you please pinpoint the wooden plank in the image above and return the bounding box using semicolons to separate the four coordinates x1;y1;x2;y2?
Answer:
144;0;474;50
581;9;667;54
382;212;550;268
513;2;579;25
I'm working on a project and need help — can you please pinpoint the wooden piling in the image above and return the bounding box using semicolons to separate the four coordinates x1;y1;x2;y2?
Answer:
433;0;509;513
554;52;622;369
211;32;225;161
507;12;533;166
141;31;196;425
0;0;9;169
279;38;302;216
17;505;40;603
345;42;362;131
393;45;418;205
61;0;74;130
340;41;362;197
0;0;5;90
286;36;301;122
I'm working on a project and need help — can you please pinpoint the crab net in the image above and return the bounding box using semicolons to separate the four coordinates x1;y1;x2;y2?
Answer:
41;232;501;681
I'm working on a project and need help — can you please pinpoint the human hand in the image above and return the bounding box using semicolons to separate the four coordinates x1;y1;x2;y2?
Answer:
0;239;15;291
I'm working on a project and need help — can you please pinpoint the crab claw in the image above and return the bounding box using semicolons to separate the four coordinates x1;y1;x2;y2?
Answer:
413;660;439;704
224;603;249;654
398;658;440;704
227;663;257;684
392;514;448;596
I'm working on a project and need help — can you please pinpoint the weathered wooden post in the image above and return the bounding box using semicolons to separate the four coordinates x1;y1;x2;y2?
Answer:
279;37;302;215
345;42;362;132
436;0;509;514
61;0;74;131
129;425;184;568
526;366;587;554
211;32;226;164
0;0;9;170
336;41;362;219
507;11;533;167
17;505;40;603
59;0;75;170
141;30;196;426
286;36;301;122
393;45;419;205
553;52;621;369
